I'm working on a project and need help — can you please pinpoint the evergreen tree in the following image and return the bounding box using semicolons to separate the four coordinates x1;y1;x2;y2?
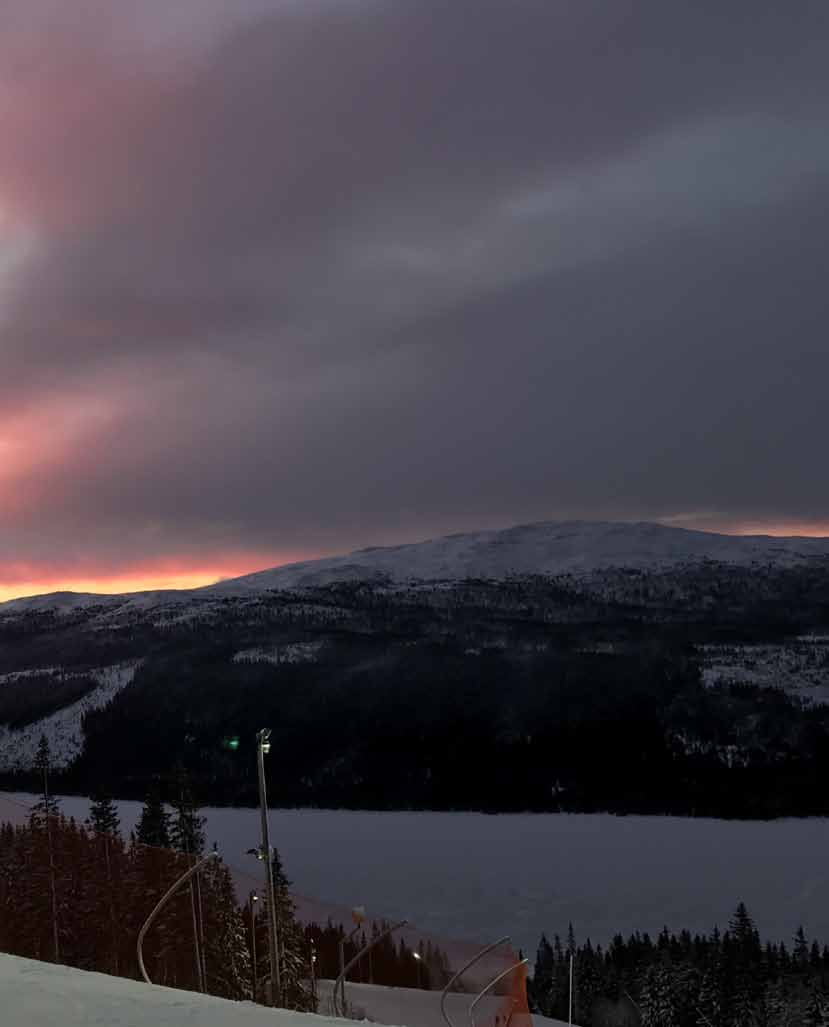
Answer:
638;963;677;1027
729;903;759;953
808;987;829;1027
135;789;171;848
727;903;762;1026
529;934;555;1016
87;794;120;836
761;979;795;1027
170;773;206;857
694;964;726;1027
267;848;315;1011
200;858;251;1000
30;734;60;825
794;927;810;967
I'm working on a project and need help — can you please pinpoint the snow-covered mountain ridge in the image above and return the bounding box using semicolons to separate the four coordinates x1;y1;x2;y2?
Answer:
209;520;829;595
3;519;829;612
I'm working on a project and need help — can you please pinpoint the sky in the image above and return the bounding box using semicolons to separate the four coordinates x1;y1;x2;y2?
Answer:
1;1;828;601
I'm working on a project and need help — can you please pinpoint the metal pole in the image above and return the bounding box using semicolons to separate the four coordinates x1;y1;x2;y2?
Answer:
137;851;219;986
440;936;511;1027
194;865;207;990
250;892;258;1000
339;922;362;1016
42;763;60;963
338;937;345;1015
568;953;573;1025
186;870;204;991
469;958;529;1027
334;919;408;1017
256;728;281;1007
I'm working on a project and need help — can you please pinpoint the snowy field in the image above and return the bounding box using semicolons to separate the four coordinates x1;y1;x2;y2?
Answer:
5;795;829;956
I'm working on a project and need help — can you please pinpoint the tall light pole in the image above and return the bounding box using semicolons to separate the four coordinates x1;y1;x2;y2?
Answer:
256;728;282;1007
568;952;574;1025
249;891;259;1000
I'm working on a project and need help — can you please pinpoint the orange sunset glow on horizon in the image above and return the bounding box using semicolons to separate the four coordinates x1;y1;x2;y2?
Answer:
0;554;306;605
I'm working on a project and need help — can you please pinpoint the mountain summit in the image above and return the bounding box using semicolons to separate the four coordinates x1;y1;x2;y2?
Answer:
205;519;829;595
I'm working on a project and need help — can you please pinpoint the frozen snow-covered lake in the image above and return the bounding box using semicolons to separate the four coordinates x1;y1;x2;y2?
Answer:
4;793;829;956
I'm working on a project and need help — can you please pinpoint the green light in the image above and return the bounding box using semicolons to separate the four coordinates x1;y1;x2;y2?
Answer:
222;735;240;751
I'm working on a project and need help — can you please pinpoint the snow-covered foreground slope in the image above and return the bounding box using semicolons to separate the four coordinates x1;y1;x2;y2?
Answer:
0;953;382;1027
3;519;829;611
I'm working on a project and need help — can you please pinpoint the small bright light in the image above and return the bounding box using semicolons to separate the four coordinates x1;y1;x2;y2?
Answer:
413;953;421;961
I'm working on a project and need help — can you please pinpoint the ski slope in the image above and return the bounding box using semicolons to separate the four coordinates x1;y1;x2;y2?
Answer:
0;954;390;1027
1;955;567;1027
0;663;140;771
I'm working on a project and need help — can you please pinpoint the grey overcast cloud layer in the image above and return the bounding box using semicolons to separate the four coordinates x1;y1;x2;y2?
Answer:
1;0;829;583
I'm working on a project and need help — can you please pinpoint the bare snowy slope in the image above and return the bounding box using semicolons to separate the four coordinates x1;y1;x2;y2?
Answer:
2;520;829;612
205;520;829;595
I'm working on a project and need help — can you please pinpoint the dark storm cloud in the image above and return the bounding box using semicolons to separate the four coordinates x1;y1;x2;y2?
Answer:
2;0;829;577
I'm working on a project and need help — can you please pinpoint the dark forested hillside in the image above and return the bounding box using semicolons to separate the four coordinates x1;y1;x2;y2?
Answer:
1;564;828;815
